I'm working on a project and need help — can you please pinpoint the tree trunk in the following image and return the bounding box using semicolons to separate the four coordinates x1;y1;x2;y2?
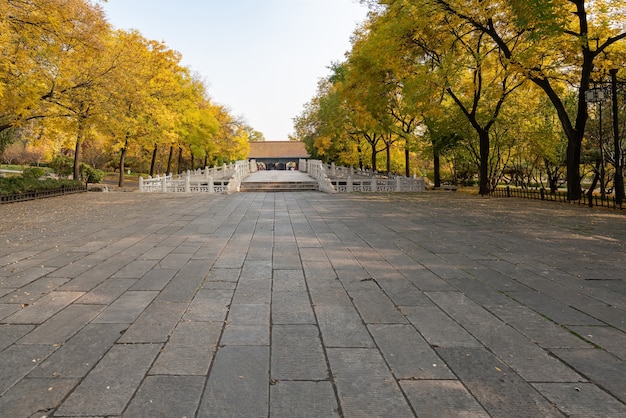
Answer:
150;144;158;177
371;149;377;172
405;147;410;177
386;144;391;174
478;130;490;195
73;117;86;181
434;152;441;188
191;153;195;171
587;159;601;206
177;146;183;174
166;146;174;175
118;137;129;187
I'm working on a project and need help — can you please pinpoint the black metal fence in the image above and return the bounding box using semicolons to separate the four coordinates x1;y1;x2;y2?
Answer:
490;186;625;211
0;185;87;204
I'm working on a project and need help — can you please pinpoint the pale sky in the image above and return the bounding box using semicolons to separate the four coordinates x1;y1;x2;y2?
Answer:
100;0;368;140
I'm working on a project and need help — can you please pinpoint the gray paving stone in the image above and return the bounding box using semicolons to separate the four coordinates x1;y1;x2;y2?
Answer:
506;290;605;326
138;245;176;260
0;377;78;417
348;289;407;324
129;268;178;291
41;251;90;268
550;348;626;402
76;278;137;304
487;304;592;349
183;288;233;322
0;324;34;351
221;324;269;346
533;382;626;417
369;324;455;379
28;323;127;378
436;346;564;417
403;267;457;291
272;291;316;324
0;276;69;305
270;381;339;418
0;344;57;394
228;303;270;325
232;279;272;304
57;254;136;291
150;345;215;375
0;304;21;322
375;277;433;307
157;252;193;269
54;343;161;416
205;267;241;283
569;325;626;360
92;290;157;323
271;325;328;380
111;259;159;279
18;304;104;345
0;266;57;289
315;304;375;348
240;260;272;280
400;380;490;417
46;253;107;279
425;291;502;326
123;375;205;418
117;302;187;343
273;243;302;270
198;346;269;417
155;260;210;302
469;323;585;382
273;269;307;291
402;306;481;348
2;291;84;324
327;347;414;417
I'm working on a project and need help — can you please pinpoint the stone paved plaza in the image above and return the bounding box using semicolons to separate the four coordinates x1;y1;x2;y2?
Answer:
0;189;625;417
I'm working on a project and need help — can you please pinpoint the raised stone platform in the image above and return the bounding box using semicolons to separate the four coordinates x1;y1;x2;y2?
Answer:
240;170;318;192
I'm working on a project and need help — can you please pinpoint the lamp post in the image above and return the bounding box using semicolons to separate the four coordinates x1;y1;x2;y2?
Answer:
609;69;624;206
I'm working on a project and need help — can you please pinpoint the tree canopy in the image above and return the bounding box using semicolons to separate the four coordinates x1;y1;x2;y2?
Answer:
294;0;626;199
1;0;260;184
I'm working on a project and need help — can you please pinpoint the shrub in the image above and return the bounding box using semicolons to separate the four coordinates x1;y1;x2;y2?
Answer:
49;156;74;177
79;163;105;184
22;167;47;180
0;176;82;195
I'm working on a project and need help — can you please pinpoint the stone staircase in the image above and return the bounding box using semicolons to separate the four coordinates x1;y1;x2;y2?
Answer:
239;180;319;192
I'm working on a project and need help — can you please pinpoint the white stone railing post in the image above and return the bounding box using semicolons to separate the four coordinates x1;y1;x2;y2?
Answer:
185;175;190;192
162;175;168;192
208;176;214;193
396;176;401;192
139;176;144;192
347;177;353;193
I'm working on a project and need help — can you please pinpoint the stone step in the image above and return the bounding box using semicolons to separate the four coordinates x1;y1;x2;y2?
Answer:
240;181;319;192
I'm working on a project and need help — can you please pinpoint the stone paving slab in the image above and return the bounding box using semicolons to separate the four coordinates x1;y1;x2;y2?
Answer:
0;190;625;417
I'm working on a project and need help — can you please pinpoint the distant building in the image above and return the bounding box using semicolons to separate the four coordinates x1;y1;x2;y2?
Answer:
248;141;310;170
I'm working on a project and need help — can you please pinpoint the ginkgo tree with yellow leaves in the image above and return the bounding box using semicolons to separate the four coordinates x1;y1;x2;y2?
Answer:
349;0;626;199
1;0;260;185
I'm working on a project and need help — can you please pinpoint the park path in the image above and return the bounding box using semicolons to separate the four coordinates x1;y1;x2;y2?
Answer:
0;190;625;417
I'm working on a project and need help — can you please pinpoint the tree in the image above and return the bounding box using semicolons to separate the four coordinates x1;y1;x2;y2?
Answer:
424;0;626;199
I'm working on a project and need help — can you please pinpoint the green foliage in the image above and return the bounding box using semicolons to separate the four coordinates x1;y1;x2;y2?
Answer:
49;156;74;177
0;129;17;156
0;176;82;195
22;167;46;180
79;163;105;184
